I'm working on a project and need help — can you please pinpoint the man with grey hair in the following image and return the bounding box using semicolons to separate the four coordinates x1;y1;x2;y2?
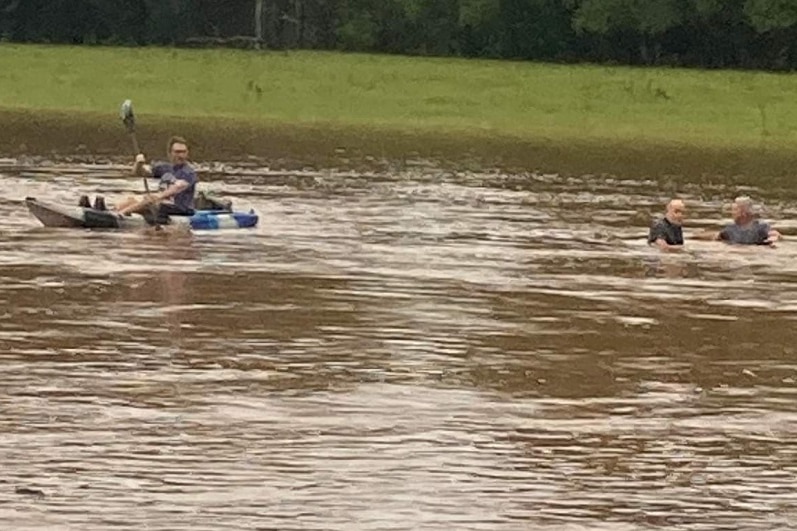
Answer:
700;196;781;245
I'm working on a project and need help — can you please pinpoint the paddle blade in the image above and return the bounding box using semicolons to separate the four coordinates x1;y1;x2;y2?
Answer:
120;99;135;132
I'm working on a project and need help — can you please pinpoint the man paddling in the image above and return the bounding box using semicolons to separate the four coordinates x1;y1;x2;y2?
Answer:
114;135;198;221
648;199;685;251
696;196;781;245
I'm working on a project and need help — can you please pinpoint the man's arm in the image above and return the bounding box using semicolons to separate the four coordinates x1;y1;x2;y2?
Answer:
117;175;187;216
764;224;781;244
152;177;189;201
653;238;683;252
647;222;663;246
692;229;722;241
647;222;683;251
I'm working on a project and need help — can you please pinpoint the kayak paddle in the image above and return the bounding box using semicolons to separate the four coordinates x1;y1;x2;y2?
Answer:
120;99;162;230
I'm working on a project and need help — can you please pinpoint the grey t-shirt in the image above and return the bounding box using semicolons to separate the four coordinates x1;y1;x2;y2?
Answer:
718;220;771;245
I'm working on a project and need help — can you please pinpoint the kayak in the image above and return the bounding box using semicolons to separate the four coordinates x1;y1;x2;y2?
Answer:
24;197;259;231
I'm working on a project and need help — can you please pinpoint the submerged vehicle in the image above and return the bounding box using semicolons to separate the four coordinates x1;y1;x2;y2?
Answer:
24;193;259;231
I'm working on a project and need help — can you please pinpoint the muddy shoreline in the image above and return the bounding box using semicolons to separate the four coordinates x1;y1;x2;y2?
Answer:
2;108;796;182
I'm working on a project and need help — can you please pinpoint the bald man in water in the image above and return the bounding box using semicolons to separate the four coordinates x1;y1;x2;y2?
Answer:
648;199;685;251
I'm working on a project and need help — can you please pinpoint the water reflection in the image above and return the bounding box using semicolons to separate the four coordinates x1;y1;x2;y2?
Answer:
1;159;797;530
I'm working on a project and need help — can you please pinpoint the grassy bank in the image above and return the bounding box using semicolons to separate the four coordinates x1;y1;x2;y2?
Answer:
2;43;797;178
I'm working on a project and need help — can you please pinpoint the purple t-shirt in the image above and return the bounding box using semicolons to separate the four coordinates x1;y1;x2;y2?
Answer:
153;162;197;211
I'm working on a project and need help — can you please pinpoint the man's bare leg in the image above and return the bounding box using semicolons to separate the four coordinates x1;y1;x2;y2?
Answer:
115;196;138;213
116;196;153;216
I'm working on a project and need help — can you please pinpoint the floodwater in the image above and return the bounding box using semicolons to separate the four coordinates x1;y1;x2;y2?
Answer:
2;158;797;530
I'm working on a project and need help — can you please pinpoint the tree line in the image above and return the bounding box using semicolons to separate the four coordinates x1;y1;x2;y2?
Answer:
3;0;797;70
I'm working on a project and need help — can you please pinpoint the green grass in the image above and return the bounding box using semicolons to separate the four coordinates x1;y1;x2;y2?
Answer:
2;42;797;177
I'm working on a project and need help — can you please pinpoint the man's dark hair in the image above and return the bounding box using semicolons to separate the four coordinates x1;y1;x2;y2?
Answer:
167;135;189;153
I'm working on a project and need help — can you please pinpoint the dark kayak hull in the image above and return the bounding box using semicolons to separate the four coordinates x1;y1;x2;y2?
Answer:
24;197;259;231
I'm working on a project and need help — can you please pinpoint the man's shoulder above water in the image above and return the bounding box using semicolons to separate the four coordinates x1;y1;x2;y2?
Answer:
648;217;684;246
718;219;771;245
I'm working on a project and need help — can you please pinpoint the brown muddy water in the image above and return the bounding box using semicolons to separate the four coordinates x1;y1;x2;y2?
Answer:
2;158;797;530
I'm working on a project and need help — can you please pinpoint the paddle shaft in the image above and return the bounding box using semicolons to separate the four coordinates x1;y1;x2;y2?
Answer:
128;130;141;157
120;99;161;230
